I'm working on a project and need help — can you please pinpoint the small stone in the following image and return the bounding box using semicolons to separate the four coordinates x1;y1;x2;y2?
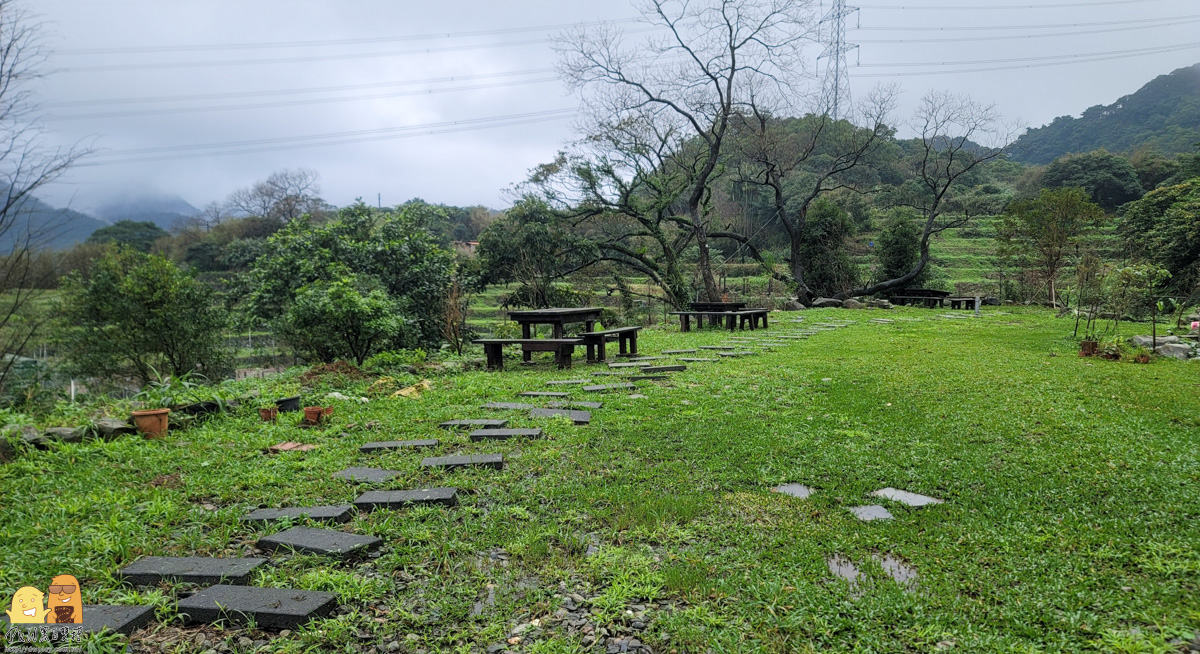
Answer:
871;487;943;507
406;633;420;641
772;484;811;499
387;641;401;652
848;505;893;521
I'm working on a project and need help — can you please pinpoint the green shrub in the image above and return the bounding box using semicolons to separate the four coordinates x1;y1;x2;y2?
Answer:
362;348;428;372
277;274;409;366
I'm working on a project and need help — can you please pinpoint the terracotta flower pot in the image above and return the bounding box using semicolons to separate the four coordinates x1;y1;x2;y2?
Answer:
1079;340;1098;357
131;408;170;439
258;407;278;422
303;406;325;424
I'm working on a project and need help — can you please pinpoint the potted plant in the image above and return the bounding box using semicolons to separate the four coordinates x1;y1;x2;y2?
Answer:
131;372;182;438
258;403;278;422
302;405;333;425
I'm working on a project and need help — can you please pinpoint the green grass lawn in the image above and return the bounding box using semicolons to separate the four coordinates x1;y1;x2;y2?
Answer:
2;308;1198;653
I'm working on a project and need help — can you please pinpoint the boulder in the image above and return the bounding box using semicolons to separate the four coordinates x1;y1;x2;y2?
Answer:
841;298;865;310
1155;343;1194;360
95;418;136;440
1130;335;1181;348
0;438;12;461
865;299;894;310
783;299;803;311
812;297;842;308
982;297;1001;306
43;427;85;444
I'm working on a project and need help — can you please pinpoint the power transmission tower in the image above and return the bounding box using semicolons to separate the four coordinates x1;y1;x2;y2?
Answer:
817;0;859;121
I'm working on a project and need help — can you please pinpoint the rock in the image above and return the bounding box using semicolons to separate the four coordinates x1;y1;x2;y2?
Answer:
326;392;352;401
982;297;1001;306
841;298;864;309
812;297;842;308
1155;343;1194;360
1131;335;1181;348
43;427;84;443
0;436;13;461
783;299;803;311
865;299;894;310
95;418;136;440
387;642;401;652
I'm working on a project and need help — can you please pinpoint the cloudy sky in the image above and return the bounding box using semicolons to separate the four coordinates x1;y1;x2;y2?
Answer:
29;0;1200;214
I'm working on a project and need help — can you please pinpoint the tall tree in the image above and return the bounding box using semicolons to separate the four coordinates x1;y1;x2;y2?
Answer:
1041;150;1144;211
226;169;330;223
557;0;814;302
996;187;1105;305
0;0;88;396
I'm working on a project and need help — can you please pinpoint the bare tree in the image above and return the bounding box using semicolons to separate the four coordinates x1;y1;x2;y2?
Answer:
0;0;89;395
715;85;897;304
840;91;1019;299
557;0;815;302
226;168;326;223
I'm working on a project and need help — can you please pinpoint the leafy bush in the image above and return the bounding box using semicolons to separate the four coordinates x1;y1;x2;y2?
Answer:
363;349;428;372
57;248;232;387
277;275;409;366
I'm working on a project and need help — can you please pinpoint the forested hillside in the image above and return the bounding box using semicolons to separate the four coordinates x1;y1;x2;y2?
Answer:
1013;62;1200;164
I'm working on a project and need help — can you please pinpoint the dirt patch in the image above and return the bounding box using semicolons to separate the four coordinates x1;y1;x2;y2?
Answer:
149;473;182;489
299;360;372;384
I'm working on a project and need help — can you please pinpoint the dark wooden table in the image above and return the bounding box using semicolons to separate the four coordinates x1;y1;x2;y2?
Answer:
507;307;604;362
688;301;746;328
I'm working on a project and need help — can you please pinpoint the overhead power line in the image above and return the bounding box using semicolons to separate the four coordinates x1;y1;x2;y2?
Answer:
855;41;1200;77
855;15;1195;30
856;41;1200;68
856;17;1200;43
857;0;1167;9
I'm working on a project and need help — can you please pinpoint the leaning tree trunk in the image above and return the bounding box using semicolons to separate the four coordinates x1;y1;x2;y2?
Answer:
690;208;720;302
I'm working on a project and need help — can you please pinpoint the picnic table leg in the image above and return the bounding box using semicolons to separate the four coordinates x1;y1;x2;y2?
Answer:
552;323;564;339
727;314;736;331
628;331;638;356
485;345;502;371
557;345;574;369
762;312;769;329
585;343;596;363
597;338;607;362
521;323;532;361
681;314;690;332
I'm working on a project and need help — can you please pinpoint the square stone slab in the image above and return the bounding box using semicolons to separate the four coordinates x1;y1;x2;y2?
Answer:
771;484;812;499
872;487;944;507
529;408;590;424
873;553;918;589
353;488;458;511
546;379;589;386
82;604;155;635
483;402;535;410
440;419;507;429
518;391;569;398
257;526;382;558
628;375;668;382
548;400;602;409
662;350;696;354
848;505;893;521
697;346;729;350
360;439;438;453
332;467;399;484
470;428;544;441
421;453;504;470
583;383;636;392
241;505;355;526
678;358;716;362
627;356;665;362
119;556;267;586
177;584;337;630
607;362;650;368
642;365;685;373
591;371;623;376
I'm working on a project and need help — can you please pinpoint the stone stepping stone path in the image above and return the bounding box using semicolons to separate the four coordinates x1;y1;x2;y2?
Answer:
827;554;861;587
80;604;156;636
875;553;918;589
718;351;756;357
697;346;730;350
242;505;356;525
529;408;590;424
642;365;685;373
628;375;668;382
583;383;636;392
872;487;944;507
548;400;602;409
518;391;569;398
360;439;438;453
848;505;893;521
353;488;458;511
678;357;716;362
267;442;318;453
258;526;382;558
119;556;267;586
483;402;536;410
470;427;545;441
591;371;624;376
421;453;504;470
546;379;590;386
333;467;400;484
870;319;895;324
628;356;665;362
440;419;507;429
608;362;651;368
662;349;697;354
771;483;812;499
177;585;337;630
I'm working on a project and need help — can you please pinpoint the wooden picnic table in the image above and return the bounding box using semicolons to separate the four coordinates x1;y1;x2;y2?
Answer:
507;307;603;362
689;301;747;327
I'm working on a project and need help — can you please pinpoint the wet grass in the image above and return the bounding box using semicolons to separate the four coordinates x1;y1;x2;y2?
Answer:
1;307;1198;652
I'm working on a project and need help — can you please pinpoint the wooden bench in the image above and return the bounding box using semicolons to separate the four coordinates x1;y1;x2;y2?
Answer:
472;338;582;371
576;326;641;362
734;309;769;330
669;310;769;332
946;296;979;310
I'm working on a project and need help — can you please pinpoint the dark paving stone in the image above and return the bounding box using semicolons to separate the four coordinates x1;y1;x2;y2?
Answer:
332;467;399;484
607;362;650;368
241;505;355;525
546;379;589;386
642;365;685;373
360;439;438;453
697;346;729;350
421;453;504;470
439;419;507;429
257;526;382;558
82;604;155;635
177;584;336;630
628;375;668;382
353;488;458;511
662;349;697;354
119;556;267;586
871;487;944;507
627;356;665;362
591;371;624;376
583;383;636;392
518;391;569;398
678;358;716;362
772;483;812;499
482;402;535;410
470;428;545;441
548;400;602;409
528;408;590;424
848;505;893;521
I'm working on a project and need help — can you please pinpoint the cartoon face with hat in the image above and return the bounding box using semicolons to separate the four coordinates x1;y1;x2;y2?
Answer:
44;575;82;624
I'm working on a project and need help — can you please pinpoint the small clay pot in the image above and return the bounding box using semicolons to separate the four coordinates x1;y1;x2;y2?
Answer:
302;406;327;424
131;408;170;439
1079;340;1098;357
258;407;278;422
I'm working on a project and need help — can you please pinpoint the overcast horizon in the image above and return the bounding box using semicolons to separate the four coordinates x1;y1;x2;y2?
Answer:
30;0;1200;215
